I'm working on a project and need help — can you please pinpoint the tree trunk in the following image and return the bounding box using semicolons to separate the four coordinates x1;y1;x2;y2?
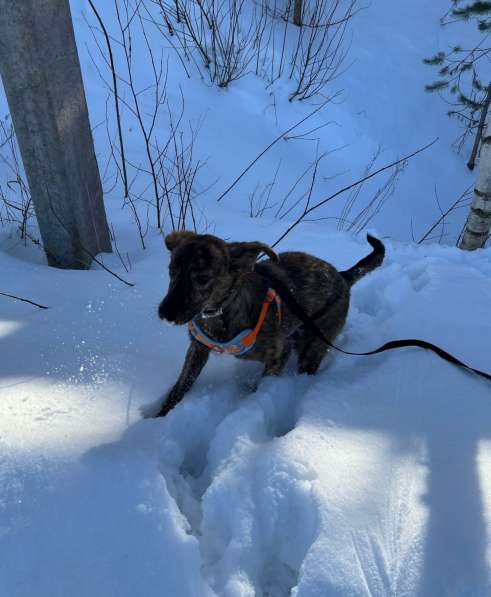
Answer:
293;0;303;26
0;0;111;269
459;113;491;250
467;83;491;171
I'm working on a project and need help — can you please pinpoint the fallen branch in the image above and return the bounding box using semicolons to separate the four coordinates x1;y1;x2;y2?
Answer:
47;187;135;287
0;291;48;309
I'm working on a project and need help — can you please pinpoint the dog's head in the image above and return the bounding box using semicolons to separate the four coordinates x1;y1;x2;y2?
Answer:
158;231;278;324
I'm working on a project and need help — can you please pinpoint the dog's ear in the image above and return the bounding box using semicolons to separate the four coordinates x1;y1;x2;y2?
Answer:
165;230;196;251
228;241;278;272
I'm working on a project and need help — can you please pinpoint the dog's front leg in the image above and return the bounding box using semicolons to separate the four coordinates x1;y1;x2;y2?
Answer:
157;339;210;417
262;337;292;378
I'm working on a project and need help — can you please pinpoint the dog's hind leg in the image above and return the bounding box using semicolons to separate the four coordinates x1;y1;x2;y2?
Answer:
295;311;345;375
294;293;348;375
296;331;329;375
263;337;293;377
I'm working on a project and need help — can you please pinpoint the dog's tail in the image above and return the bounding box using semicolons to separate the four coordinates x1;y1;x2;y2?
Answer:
340;234;385;286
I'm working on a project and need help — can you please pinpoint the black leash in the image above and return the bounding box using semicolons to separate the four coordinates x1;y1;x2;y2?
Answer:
256;267;491;384
323;337;491;382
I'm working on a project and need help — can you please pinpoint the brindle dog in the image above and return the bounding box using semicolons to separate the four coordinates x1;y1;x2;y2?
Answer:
156;231;385;417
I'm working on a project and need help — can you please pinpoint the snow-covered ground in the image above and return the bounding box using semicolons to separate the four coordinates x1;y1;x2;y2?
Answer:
1;0;491;595
65;0;478;244
1;206;491;596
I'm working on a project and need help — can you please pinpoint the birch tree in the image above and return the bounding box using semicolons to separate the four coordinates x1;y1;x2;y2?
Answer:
460;112;491;249
424;1;491;165
424;0;491;249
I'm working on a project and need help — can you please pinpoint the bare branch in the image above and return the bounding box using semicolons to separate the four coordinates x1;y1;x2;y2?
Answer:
87;0;130;198
0;291;48;310
272;138;439;247
217;99;333;202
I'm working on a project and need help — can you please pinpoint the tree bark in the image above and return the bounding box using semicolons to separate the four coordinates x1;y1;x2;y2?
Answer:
0;0;111;269
293;0;303;26
460;113;491;250
467;83;491;171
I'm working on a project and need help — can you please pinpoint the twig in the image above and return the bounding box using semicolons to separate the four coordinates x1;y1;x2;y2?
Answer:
216;99;332;202
272;138;438;247
418;185;472;244
87;0;130;198
0;291;48;310
110;222;130;272
47;187;135;287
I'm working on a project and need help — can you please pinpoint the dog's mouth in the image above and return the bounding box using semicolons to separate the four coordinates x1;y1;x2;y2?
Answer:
159;313;193;325
172;314;194;325
158;304;198;325
159;292;224;325
163;304;224;325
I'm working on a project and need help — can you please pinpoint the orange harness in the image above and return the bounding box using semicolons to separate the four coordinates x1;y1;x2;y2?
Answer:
188;288;282;356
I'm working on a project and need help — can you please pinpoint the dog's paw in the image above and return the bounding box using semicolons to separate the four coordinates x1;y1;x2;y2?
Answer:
155;400;176;418
238;376;259;394
140;383;185;418
140;397;167;419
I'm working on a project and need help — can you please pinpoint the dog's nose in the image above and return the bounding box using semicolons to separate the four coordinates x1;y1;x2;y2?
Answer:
158;298;174;321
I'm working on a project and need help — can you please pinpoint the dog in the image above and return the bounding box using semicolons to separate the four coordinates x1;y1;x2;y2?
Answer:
156;231;385;417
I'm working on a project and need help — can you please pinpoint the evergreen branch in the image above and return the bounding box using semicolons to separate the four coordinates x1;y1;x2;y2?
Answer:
452;2;491;20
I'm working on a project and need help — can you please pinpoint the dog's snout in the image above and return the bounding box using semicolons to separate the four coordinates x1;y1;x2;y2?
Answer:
158;296;175;321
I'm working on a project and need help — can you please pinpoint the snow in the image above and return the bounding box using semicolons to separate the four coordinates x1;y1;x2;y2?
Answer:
1;0;491;595
61;0;479;244
2;207;491;595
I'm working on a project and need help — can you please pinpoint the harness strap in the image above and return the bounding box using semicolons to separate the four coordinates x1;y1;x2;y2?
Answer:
257;270;491;384
241;288;281;348
189;288;281;355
